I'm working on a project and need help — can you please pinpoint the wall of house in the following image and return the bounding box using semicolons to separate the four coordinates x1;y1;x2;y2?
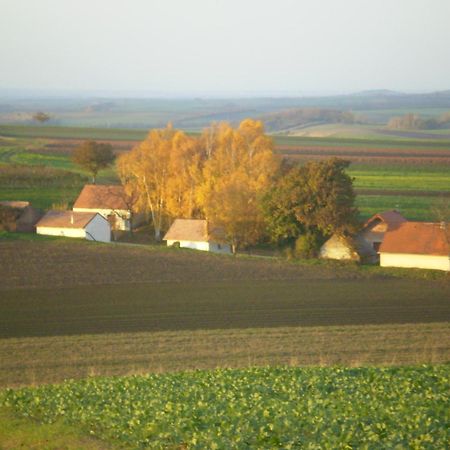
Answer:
380;253;450;271
208;242;232;254
36;226;86;239
73;208;130;231
319;238;358;261
167;240;210;251
85;215;111;243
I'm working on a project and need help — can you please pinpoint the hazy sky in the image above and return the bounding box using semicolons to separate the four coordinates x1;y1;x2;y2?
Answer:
1;0;450;96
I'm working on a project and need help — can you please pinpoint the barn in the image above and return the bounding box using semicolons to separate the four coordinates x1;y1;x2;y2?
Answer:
163;219;231;254
73;184;140;231
36;211;111;242
379;221;450;271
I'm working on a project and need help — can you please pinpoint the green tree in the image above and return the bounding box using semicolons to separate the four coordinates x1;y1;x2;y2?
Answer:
72;140;115;183
263;158;359;246
32;112;51;123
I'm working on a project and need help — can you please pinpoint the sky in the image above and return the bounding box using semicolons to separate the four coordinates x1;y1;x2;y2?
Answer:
1;0;450;96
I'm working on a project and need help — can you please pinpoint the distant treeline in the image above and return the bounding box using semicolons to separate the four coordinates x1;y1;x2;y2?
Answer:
260;108;361;132
388;112;450;130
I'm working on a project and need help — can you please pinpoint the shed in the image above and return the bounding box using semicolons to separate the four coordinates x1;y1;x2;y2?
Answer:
0;201;43;232
36;211;111;242
379;221;450;271
319;233;378;263
73;184;143;231
163;219;231;254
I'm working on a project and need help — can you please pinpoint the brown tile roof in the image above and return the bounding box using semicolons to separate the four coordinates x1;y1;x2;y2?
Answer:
73;185;128;210
0;201;30;209
36;211;100;229
163;219;225;242
364;210;407;229
379;222;450;256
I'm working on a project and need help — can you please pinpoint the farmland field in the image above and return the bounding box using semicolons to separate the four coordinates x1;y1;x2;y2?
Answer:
1;124;450;219
2;365;449;448
0;238;449;387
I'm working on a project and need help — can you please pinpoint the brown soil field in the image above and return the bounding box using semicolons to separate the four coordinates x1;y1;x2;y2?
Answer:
0;240;375;291
276;145;450;165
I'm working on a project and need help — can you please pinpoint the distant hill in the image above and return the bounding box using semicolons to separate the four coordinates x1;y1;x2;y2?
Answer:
259;108;358;133
351;89;405;97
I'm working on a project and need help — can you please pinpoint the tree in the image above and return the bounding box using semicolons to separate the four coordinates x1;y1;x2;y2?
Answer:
197;119;278;252
117;125;200;240
263;158;359;246
72;140;115;183
32;112;51;123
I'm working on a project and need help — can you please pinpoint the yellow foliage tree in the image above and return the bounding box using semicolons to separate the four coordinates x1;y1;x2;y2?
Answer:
198;119;278;252
117;124;200;240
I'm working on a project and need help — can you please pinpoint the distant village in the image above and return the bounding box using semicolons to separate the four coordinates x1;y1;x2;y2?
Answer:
1;183;449;272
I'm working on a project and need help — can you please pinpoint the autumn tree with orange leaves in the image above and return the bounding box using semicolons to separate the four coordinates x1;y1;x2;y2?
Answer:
117;119;277;249
197;119;279;252
117;124;201;240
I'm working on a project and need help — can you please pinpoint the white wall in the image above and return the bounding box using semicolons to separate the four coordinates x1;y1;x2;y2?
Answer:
36;226;86;238
380;253;450;271
166;240;231;253
73;207;130;231
320;239;356;261
208;242;232;254
85;215;111;242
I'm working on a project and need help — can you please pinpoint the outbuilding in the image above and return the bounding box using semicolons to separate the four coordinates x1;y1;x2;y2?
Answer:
73;184;142;231
0;201;43;232
361;210;407;253
163;219;231;254
36;210;111;242
319;233;377;263
379;221;449;271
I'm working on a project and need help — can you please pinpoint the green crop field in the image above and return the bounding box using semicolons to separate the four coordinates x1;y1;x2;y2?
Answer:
2;365;449;448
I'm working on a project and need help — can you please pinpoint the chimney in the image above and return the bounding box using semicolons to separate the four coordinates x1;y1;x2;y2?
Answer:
71;212;74;225
440;221;447;230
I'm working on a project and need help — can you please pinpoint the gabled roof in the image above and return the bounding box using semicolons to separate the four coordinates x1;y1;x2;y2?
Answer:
364;210;407;229
36;211;101;229
380;222;449;256
163;219;224;242
73;185;128;210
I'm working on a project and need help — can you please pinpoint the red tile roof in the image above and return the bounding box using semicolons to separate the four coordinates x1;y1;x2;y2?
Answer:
73;185;128;210
380;222;450;256
36;211;100;229
364;210;407;229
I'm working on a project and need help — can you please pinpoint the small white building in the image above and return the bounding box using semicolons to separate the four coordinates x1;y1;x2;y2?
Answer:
163;219;231;254
319;233;377;263
73;185;138;231
380;221;450;271
36;211;111;242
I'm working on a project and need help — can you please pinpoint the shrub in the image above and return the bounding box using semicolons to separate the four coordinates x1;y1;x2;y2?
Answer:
295;232;322;258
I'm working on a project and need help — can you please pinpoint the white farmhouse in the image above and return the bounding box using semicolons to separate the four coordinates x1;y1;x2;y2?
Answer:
163;219;231;254
379;221;450;271
73;185;136;231
36;211;111;242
